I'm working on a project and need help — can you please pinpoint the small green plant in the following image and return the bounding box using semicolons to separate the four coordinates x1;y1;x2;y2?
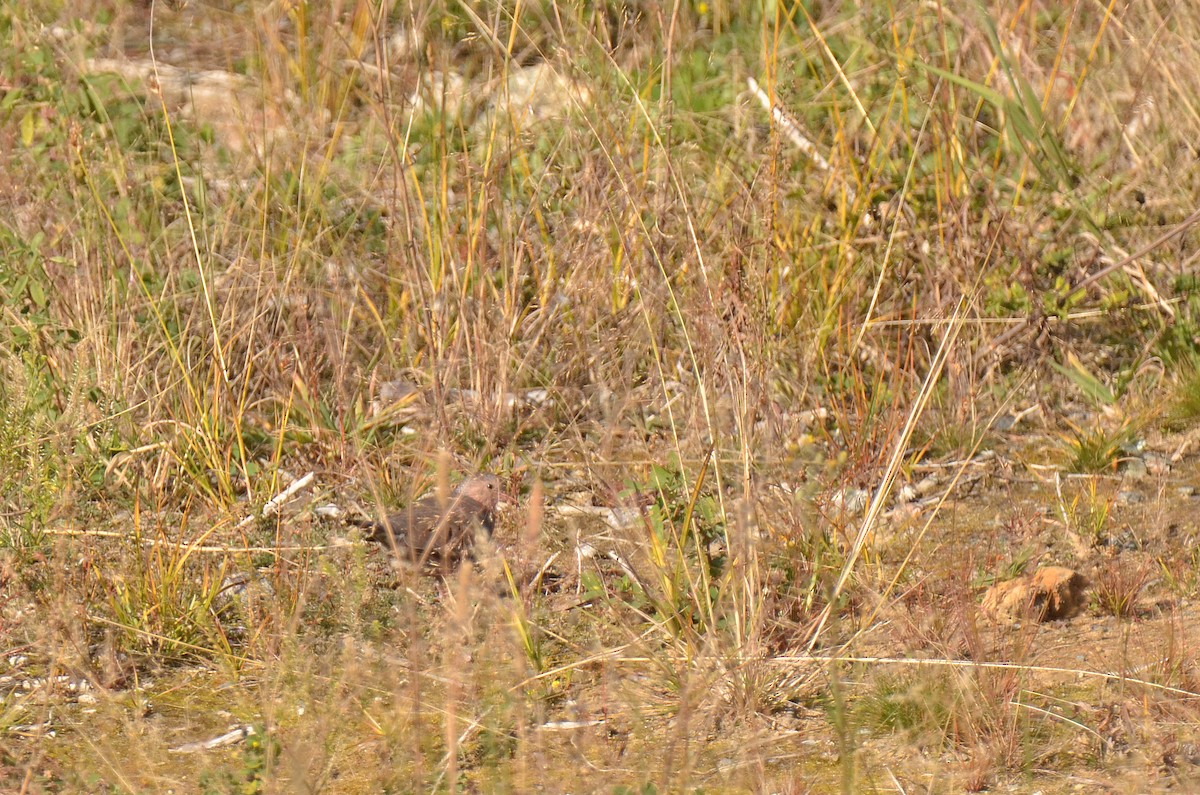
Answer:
200;726;276;795
104;509;233;659
1051;353;1124;407
1061;479;1113;546
1059;421;1135;474
1167;361;1200;429
503;559;546;674
973;546;1035;589
615;454;728;642
1093;557;1151;619
852;673;941;736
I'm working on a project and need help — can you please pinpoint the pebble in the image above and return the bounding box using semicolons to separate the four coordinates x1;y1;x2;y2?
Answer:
1119;458;1148;479
1145;452;1172;476
1104;528;1140;552
1116;490;1144;505
831;488;869;514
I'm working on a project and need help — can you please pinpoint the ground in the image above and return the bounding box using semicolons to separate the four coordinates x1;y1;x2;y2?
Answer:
5;0;1200;792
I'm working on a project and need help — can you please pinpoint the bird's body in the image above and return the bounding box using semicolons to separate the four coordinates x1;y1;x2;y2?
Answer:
368;475;502;566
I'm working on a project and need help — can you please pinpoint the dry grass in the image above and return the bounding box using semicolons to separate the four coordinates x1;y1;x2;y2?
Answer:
4;0;1200;791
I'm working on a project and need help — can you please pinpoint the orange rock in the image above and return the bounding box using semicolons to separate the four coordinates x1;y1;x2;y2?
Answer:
982;566;1088;622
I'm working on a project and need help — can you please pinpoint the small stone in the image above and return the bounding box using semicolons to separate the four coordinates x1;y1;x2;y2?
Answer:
1119;438;1147;455
914;476;941;497
1119;457;1148;479
313;504;343;519
377;379;419;405
1144;453;1172;476
1102;527;1140;552
831;488;869;514
370;379;425;422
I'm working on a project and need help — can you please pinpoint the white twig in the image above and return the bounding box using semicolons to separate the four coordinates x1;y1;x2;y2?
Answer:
537;719;605;730
747;77;840;182
261;472;315;516
169;724;255;753
530;551;560;591
234;472;315;530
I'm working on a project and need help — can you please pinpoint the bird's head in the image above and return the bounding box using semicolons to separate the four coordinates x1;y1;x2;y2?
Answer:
455;474;505;512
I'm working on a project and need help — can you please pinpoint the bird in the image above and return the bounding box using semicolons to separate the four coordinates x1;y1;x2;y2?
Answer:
367;474;503;567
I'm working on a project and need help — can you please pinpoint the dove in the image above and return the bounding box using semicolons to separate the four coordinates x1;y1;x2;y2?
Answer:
368;474;503;566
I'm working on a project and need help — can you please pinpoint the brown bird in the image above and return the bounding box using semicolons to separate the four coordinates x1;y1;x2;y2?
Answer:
368;474;503;566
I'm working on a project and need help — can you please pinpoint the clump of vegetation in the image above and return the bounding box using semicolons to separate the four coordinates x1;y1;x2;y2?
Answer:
1059;422;1136;474
1167;361;1200;429
1093;557;1153;619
